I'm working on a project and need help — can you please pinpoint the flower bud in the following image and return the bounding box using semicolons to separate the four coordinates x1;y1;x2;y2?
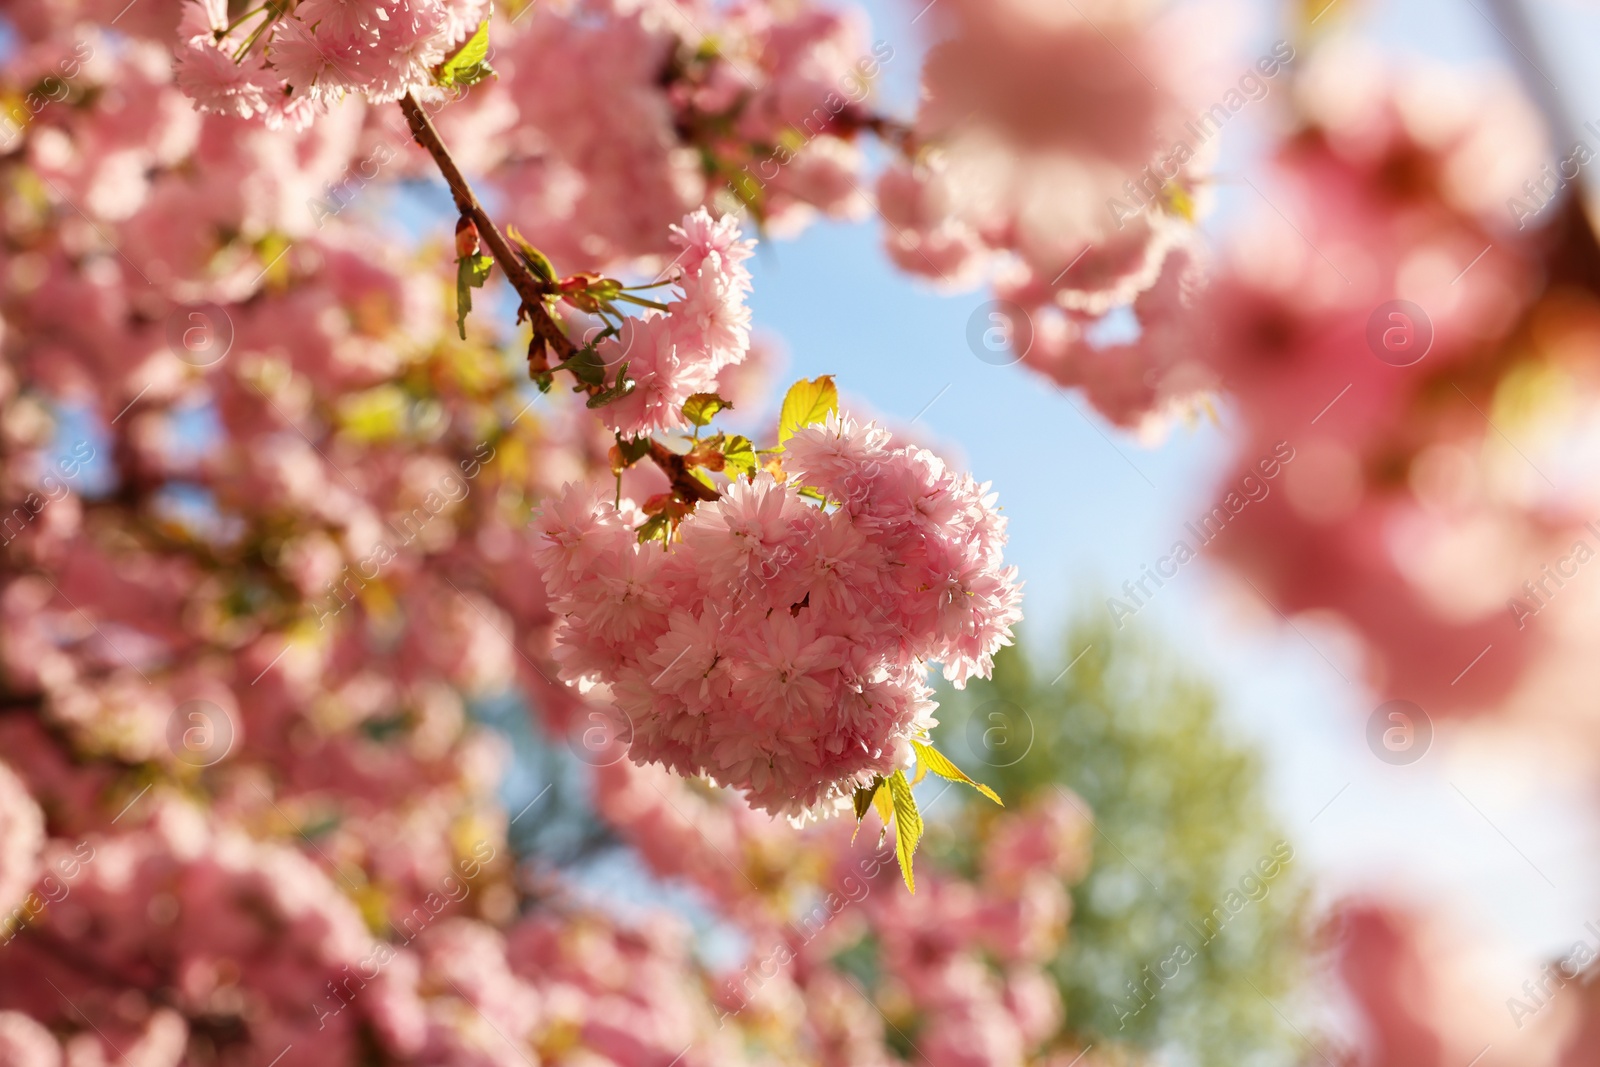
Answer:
454;216;480;259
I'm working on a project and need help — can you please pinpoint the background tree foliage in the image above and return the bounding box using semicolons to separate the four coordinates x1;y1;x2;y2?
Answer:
932;614;1313;1067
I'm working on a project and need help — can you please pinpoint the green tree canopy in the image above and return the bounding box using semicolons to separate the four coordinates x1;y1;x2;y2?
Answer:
932;614;1313;1067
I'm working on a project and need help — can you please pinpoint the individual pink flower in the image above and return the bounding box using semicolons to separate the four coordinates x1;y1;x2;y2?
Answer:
173;39;272;120
591;313;702;437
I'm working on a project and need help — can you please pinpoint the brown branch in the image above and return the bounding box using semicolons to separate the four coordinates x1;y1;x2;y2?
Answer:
399;91;575;364
648;440;721;504
849;110;915;153
399;91;722;501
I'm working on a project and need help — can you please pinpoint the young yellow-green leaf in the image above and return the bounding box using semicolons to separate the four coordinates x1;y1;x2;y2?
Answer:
885;770;923;892
615;434;652;468
585;362;634;409
853;780;878;822
910;740;1003;806
455;253;494;339
337;384;408;442
636;512;670;544
776;375;837;444
871;778;893;832
721;434;756;478
850;778;881;843
505;224;556;285
682;393;730;427
435;20;494;88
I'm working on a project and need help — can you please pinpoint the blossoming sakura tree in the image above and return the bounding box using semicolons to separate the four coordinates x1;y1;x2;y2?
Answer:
5;0;1600;1063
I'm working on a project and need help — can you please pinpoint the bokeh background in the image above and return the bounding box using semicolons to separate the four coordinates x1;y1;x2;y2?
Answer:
6;0;1600;1064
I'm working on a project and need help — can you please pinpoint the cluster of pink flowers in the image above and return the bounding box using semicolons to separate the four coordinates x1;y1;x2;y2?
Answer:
1182;48;1554;713
473;0;874;267
593;209;755;437
875;0;1213;304
583;756;1098;1067
0;768;757;1067
166;0;882;258
175;0;490;129
867;0;1241;435
534;413;1022;818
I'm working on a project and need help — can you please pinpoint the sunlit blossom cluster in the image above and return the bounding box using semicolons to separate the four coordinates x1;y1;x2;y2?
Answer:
535;413;1021;817
588;761;1098;1067
593;209;755;436
875;0;1214;303
175;0;491;129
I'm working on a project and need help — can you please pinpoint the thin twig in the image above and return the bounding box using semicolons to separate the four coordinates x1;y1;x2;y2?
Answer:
398;91;719;502
648;440;721;503
398;92;574;364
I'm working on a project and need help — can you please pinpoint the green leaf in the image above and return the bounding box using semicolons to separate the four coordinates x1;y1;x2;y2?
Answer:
726;164;767;223
850;776;884;844
585;362;634;409
866;779;893;846
796;485;828;504
682;393;730;427
636;512;670;544
885;770;923;893
506;224;556;285
556;345;607;388
776;375;837;445
910;740;1003;806
615;435;652;467
852;780;877;822
337;384;408;442
721;434;756;478
435;20;495;88
871;779;893;831
455;253;494;339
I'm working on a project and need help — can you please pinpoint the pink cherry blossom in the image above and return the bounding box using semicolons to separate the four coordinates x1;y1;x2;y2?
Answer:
535;412;1021;818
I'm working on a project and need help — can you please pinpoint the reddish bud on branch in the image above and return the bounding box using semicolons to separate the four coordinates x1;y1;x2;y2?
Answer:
455;216;481;259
